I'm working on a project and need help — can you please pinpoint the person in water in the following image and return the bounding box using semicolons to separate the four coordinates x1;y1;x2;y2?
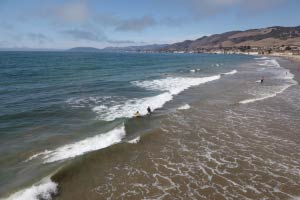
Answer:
261;76;264;84
147;106;152;114
134;111;141;117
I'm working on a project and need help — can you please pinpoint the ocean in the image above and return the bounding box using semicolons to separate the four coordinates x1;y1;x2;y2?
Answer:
0;52;300;199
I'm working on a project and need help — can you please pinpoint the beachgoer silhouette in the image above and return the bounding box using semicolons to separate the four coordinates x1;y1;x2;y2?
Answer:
134;111;140;117
147;106;152;114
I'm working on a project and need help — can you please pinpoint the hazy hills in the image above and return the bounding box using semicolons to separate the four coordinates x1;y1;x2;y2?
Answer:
162;26;300;52
67;44;168;52
67;26;300;53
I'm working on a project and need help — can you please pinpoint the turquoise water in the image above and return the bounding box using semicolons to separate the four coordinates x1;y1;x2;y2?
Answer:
0;52;253;197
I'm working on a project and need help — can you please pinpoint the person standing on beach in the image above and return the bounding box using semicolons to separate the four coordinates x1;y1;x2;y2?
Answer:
147;106;152;114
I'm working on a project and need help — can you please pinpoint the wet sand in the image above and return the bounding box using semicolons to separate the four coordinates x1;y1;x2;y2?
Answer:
52;59;300;200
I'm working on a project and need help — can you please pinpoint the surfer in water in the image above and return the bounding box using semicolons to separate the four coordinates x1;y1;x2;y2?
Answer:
134;111;141;117
147;106;152;114
261;76;264;84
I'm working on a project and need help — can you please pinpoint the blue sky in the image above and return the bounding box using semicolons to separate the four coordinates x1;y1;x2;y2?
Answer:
0;0;299;49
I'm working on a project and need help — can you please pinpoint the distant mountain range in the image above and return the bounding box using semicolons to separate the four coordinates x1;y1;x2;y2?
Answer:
67;44;168;52
162;26;300;52
67;47;102;52
67;26;300;53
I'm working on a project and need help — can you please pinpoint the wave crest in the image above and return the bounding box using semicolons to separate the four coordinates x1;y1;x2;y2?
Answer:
4;178;57;200
27;125;126;163
93;75;221;121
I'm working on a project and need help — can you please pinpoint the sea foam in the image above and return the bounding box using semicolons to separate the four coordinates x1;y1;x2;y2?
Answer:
177;104;191;110
93;74;222;121
255;56;269;60
240;60;296;104
27;125;126;163
128;136;140;144
3;178;57;200
239;84;292;104
258;59;280;67
222;70;237;75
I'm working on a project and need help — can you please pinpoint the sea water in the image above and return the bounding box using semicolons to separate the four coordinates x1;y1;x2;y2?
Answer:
1;52;298;199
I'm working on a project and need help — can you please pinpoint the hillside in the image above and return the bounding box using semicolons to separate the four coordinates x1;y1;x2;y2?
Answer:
68;44;168;53
102;44;168;52
162;26;300;52
67;47;102;52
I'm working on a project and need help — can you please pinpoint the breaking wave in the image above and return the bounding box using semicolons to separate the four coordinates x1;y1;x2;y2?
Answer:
3;178;57;200
240;59;296;104
222;70;237;75
255;56;269;60
93;74;223;121
177;104;191;110
128;136;140;144
239;84;293;104
258;59;280;67
27;125;126;163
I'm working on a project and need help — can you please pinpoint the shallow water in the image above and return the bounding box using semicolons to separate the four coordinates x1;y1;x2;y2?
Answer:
1;53;300;199
52;59;300;200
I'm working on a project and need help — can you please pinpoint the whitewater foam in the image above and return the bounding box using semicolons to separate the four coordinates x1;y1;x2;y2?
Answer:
92;71;239;121
128;136;140;144
133;75;221;95
93;75;223;121
177;104;191;110
27;125;126;163
190;69;201;73
255;56;269;60
240;64;296;104
66;96;115;108
25;150;51;163
239;84;292;104
3;178;57;200
222;70;237;75
93;92;174;121
258;59;280;67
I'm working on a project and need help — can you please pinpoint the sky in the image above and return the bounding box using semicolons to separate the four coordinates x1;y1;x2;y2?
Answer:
0;0;299;49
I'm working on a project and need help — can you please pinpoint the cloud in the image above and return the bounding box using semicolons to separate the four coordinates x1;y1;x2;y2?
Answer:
54;1;89;23
0;21;14;30
178;0;288;18
18;1;182;32
96;14;182;32
29;1;90;24
160;17;185;26
114;15;157;32
61;28;137;44
180;0;239;18
62;29;105;41
241;0;287;12
0;40;10;47
94;14;159;32
106;39;138;44
27;33;52;44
